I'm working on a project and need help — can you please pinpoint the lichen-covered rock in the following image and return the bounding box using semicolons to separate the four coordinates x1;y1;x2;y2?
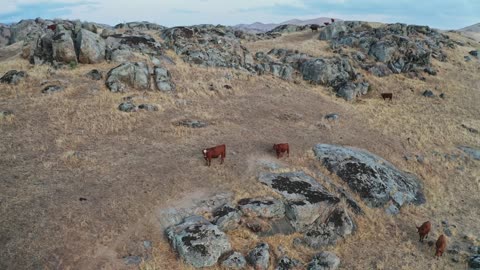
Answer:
166;216;231;268
154;66;175;91
301;57;355;88
41;85;64;94
307;251;340;270
258;171;340;231
313;144;425;208
221;252;247;269
118;101;137;112
302;208;355;248
470;255;480;269
137;104;158;111
459;146;480;161
110;49;135;62
247;242;270;270
52;31;77;64
276;256;302;270
106;62;150;92
75;29;105;64
212;204;241;231
0;70;27;85
85;69;103;80
177;119;208;128
238;197;285;219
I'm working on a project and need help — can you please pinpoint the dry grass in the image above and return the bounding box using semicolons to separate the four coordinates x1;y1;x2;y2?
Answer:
1;29;479;270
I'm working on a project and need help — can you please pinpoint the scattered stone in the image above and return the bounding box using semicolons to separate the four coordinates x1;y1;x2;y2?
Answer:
385;203;400;215
458;146;480;161
123;255;142;265
118;101;137;112
424;66;437;76
302;208;355;248
166;215;232;268
0;110;14;118
212;204;241;231
221;252;247;269
41;85;64;94
325;113;339;121
154;66;175;91
247;242;270;270
85;69;103;80
469;255;480;269
137;104;158;111
469;50;479;57
106;62;150;92
276;256;302;270
422;90;435;97
440;93;446;99
469;246;479;254
223;85;233;89
313;144;425;208
75;29;106;64
177;119;208;128
465;56;472;62
0;70;27;85
238;197;285;219
307;251;340;270
143;240;152;250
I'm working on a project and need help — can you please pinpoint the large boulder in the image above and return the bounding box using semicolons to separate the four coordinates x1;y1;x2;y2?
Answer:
301;57;356;89
313;144;425;208
238;197;285;219
276;256;302;270
211;204;241;231
9;19;46;45
247;242;270;270
166;216;231;268
105;62;150;92
52;31;77;63
154;66;175;92
302;208;355;248
258;171;340;231
319;21;349;40
30;32;54;65
221;252;247;269
75;29;105;64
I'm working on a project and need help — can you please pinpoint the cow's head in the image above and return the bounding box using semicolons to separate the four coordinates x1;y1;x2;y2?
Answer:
202;149;208;159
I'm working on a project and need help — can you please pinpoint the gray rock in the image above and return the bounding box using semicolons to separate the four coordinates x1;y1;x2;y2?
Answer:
123;255;142;265
302;208;355;248
138;104;159;111
423;90;435;97
257;217;296;237
143;240;152;250
75;29;106;64
110;49;135;62
424;66;437;75
154;66;175;92
325;113;339;121
276;256;302;270
319;22;348;40
258;171;340;231
465;56;472;62
118;101;137;112
176;119;208;128
0;110;14;118
51;31;77;64
469;50;479;57
307;251;340;270
385;203;400;215
238;197;285;219
166;215;232;268
247;242;270;270
0;70;27;84
313;144;425;208
212;204;241;231
41;85;64;94
440;93;446;99
221;252;247;269
301;57;355;88
368;63;393;77
369;40;397;63
470;255;480;269
469;246;480;254
336;82;369;101
459;146;480;161
85;69;103;80
106;62;150;92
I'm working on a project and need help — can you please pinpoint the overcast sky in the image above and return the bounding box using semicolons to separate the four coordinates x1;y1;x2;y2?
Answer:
1;0;479;29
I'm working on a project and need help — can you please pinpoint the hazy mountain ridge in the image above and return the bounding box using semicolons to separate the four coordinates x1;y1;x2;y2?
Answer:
233;17;339;33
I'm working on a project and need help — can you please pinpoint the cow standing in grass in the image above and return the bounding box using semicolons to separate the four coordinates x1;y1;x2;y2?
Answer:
416;221;431;242
273;143;289;159
203;144;226;166
310;24;320;32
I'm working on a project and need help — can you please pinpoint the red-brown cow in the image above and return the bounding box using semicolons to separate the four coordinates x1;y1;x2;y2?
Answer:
331;18;335;23
381;93;393;101
273;143;289;159
416;221;431;242
324;22;330;26
435;235;447;258
203;144;226;166
47;24;56;31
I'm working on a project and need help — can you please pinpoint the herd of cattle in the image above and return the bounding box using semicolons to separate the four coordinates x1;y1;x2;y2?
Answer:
202;145;448;258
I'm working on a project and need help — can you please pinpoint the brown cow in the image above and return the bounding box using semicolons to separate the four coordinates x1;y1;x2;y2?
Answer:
324;22;330;26
310;24;320;32
416;221;431;242
47;24;56;31
203;144;226;166
381;93;393;101
435;235;447;258
273;143;289;159
331;18;335;23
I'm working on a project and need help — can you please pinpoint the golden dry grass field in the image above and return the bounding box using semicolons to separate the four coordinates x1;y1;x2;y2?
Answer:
0;29;479;270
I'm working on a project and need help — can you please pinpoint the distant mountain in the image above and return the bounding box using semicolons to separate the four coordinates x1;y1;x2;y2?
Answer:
233;17;340;33
459;23;480;33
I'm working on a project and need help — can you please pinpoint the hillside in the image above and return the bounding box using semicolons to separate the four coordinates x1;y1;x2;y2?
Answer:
0;19;480;270
460;23;480;33
233;17;338;33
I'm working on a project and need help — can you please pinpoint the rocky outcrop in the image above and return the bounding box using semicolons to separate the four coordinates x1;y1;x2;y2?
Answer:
105;62;150;92
154;66;175;91
267;24;307;34
276;256;302;270
211;204;241;231
238;197;285;219
114;21;165;31
42;85;64;94
52;31;77;63
85;69;103;80
166;216;231;268
75;29;105;64
313;144;425;209
458;146;480;161
221;252;247;269
247;242;270;270
0;70;27;85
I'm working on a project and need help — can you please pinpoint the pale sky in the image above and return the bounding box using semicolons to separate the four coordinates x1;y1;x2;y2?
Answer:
0;0;479;29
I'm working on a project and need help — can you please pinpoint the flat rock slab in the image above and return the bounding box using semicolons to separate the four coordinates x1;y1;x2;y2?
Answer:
258;171;340;231
238;197;285;219
166;215;231;268
221;251;247;269
247;242;270;270
211;204;241;231
313;144;425;208
307;251;340;270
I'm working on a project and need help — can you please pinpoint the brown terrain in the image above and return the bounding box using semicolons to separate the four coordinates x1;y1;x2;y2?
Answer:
1;25;479;270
